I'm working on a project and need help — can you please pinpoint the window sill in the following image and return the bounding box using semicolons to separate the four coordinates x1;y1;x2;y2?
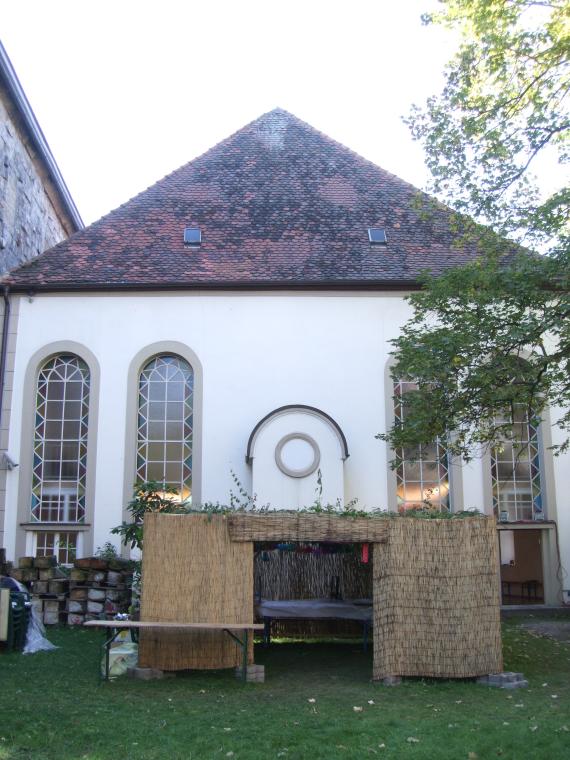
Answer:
496;521;554;530
20;522;91;531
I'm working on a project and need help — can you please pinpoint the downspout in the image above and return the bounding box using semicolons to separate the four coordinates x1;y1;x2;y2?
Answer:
0;285;11;430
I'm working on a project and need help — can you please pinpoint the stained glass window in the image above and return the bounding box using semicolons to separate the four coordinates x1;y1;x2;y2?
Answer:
393;380;451;512
137;355;193;501
491;405;542;521
31;355;90;523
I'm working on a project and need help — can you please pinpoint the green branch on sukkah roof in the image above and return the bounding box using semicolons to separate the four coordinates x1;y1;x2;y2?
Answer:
187;503;485;520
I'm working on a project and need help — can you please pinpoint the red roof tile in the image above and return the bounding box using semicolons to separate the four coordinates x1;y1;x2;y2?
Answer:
6;109;491;291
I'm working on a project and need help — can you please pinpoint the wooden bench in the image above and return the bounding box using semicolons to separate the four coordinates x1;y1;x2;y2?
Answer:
83;620;265;681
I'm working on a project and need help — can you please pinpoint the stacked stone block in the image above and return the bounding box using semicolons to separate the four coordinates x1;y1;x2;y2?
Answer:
7;555;133;625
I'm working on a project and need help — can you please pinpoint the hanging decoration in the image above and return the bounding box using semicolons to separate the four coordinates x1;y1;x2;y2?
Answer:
254;541;371;558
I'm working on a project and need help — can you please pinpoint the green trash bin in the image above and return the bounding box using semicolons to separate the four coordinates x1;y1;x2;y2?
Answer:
0;578;32;652
8;591;32;651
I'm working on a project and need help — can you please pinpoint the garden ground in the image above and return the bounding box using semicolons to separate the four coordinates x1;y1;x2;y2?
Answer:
1;616;569;760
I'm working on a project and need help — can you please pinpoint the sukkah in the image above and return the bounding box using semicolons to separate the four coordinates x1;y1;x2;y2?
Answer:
138;512;502;679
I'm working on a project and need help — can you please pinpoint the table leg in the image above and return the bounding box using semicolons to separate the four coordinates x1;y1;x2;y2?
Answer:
105;634;110;680
242;629;249;683
363;621;369;653
223;628;250;684
263;617;271;647
101;627;120;681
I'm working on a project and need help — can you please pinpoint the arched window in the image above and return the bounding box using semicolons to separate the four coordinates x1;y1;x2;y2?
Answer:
393;379;451;512
31;354;90;523
137;355;193;501
491;404;543;521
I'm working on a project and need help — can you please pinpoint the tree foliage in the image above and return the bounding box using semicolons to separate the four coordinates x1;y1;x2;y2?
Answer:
382;0;570;459
111;481;188;552
409;0;569;249
379;251;570;459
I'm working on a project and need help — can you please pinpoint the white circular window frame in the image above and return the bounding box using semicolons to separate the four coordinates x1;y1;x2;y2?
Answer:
275;433;321;479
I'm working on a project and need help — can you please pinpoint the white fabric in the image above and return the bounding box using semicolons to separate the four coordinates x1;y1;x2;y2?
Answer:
23;606;57;654
256;598;372;622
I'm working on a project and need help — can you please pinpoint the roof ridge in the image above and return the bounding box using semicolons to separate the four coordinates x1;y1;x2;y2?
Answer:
118;107;431;214
262;108;434;200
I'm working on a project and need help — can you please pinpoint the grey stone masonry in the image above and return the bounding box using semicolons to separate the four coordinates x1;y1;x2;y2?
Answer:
0;295;19;550
381;676;402;686
235;664;265;683
0;95;69;274
477;672;529;689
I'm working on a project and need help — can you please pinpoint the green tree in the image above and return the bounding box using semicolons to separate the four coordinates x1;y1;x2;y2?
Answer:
380;252;569;459
111;481;188;553
381;0;570;459
409;0;569;248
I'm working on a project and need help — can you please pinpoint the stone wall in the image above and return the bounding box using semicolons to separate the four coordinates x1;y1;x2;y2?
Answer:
0;87;72;274
0;295;18;550
8;555;133;626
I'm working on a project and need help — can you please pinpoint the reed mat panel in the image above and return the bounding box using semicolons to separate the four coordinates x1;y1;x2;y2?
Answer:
229;513;389;543
373;518;502;680
255;548;372;600
139;514;253;671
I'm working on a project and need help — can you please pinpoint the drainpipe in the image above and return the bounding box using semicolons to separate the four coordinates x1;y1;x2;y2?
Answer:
0;285;11;430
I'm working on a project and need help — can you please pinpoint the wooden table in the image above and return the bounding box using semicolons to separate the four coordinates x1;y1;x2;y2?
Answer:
83;620;265;681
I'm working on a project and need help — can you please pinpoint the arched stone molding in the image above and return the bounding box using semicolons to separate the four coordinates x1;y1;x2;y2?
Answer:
16;341;101;558
246;404;349;464
122;341;203;523
246;405;348;510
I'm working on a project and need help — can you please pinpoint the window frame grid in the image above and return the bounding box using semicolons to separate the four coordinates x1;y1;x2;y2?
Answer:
491;405;543;521
31;355;89;524
393;379;451;512
35;530;78;565
137;355;193;501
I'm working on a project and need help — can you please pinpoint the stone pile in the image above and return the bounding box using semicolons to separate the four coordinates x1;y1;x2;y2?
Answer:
8;555;133;626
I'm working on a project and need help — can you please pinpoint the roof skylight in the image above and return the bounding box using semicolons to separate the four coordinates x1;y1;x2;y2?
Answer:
184;227;201;246
368;228;387;245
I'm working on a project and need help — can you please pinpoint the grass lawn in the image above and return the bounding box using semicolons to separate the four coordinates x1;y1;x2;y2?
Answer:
1;618;569;760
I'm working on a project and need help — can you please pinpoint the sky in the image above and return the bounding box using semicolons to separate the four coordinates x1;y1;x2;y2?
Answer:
2;0;457;226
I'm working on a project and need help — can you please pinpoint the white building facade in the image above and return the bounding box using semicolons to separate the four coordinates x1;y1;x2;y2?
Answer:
1;110;568;606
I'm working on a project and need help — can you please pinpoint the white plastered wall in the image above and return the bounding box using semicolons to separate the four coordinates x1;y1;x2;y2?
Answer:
2;290;568;579
550;403;570;600
3;291;405;555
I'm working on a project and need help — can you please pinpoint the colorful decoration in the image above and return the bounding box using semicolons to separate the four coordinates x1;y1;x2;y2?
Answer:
255;541;364;556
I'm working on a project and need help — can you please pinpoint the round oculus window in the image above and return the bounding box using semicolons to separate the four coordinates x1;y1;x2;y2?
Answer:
275;433;320;478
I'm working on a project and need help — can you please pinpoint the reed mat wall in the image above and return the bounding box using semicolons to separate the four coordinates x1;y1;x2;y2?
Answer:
373;517;503;679
139;514;253;670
